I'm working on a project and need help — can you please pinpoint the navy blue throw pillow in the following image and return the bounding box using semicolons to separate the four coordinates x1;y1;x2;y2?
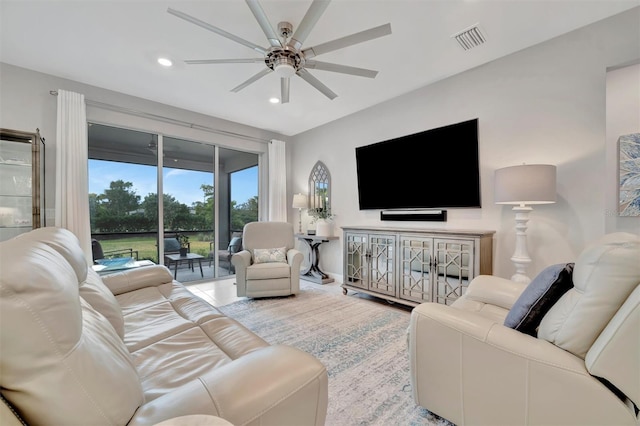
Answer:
504;263;575;336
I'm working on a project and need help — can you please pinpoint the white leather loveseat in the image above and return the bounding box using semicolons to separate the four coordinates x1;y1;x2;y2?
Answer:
408;232;639;425
0;227;328;426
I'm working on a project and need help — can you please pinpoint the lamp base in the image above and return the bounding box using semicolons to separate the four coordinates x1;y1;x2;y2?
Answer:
510;206;533;285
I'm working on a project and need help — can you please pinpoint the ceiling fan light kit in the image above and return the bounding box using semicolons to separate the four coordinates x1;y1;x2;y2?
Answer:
168;0;392;103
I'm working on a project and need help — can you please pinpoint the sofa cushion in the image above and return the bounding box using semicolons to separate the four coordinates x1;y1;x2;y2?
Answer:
115;281;269;402
13;226;88;282
17;228;126;338
80;269;126;338
133;318;270;401
504;263;574;336
0;233;143;425
538;232;640;359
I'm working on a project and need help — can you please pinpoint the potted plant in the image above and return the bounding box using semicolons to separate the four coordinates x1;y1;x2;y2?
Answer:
308;205;335;237
177;233;189;256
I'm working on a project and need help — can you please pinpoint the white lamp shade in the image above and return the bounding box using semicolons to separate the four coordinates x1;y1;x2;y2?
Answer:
292;193;308;209
494;164;557;205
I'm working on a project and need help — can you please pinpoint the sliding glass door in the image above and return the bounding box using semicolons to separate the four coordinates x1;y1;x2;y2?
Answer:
88;123;258;283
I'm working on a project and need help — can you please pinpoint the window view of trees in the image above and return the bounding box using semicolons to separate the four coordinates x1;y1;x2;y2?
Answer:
88;125;259;281
90;179;258;234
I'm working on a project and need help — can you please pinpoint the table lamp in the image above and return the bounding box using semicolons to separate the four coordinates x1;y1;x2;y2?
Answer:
292;193;308;233
494;164;557;284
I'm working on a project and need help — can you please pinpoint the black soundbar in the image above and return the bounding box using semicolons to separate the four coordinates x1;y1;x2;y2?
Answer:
380;210;447;222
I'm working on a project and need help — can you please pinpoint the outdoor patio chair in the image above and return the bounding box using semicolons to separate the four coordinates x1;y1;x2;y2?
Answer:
91;239;138;264
210;232;243;273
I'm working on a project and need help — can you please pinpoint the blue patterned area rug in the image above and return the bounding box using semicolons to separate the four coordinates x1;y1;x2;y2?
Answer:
217;281;454;426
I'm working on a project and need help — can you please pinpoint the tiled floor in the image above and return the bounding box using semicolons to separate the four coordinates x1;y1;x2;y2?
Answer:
185;277;244;307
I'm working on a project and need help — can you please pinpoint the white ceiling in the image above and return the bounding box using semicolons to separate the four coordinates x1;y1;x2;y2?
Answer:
1;0;638;136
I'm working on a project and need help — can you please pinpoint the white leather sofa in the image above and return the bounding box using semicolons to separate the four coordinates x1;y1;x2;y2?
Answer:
0;227;328;426
408;232;640;425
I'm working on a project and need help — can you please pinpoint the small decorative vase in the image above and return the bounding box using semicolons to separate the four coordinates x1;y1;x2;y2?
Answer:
179;247;188;257
316;219;333;237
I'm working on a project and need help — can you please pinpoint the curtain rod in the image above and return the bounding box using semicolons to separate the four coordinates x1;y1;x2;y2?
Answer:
49;90;270;144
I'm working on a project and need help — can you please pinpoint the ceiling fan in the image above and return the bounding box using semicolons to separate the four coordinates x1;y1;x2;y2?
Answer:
167;0;392;103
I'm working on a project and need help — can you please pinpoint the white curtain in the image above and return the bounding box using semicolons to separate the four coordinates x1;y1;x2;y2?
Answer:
268;139;287;221
55;89;92;265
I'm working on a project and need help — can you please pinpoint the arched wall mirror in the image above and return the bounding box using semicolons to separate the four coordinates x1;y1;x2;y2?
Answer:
308;161;331;211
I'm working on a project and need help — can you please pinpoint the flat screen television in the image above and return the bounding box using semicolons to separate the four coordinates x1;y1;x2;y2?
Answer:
356;118;480;210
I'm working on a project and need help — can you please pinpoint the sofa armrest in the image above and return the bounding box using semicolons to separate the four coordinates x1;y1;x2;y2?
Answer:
457;275;527;311
408;303;636;426
101;265;174;295
128;345;328;426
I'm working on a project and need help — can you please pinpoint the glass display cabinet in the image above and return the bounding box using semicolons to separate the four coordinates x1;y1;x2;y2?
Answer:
0;128;45;242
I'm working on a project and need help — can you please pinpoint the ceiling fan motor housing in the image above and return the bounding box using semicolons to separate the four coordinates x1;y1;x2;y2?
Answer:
265;46;303;77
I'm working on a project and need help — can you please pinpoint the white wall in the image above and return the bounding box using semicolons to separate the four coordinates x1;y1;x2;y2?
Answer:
606;62;640;232
0;63;291;224
291;7;640;281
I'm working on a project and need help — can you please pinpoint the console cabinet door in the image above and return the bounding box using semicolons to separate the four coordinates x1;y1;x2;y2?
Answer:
344;232;368;290
367;233;396;296
433;238;475;305
398;235;433;304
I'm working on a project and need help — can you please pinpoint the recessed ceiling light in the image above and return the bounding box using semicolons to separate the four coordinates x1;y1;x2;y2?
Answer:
157;57;173;67
269;97;280;104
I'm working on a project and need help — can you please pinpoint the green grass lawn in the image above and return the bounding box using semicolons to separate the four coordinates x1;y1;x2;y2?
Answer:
100;237;212;263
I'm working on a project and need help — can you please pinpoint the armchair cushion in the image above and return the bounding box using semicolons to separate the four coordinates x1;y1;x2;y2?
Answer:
504;263;574;336
247;262;292;280
253;247;287;264
538;232;640;359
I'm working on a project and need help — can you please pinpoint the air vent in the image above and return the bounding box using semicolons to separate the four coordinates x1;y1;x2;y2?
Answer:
452;24;486;50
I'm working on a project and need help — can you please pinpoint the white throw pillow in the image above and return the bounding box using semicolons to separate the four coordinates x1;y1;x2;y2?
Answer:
253;247;287;264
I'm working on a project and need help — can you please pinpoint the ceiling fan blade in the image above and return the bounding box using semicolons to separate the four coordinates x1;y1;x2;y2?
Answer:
231;67;273;92
281;77;290;104
245;0;282;48
167;7;267;55
287;0;331;51
305;61;378;78
296;68;337;100
302;23;391;59
185;58;264;64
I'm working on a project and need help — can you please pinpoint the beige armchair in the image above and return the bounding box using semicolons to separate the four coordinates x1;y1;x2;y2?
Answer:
232;221;303;298
408;232;640;426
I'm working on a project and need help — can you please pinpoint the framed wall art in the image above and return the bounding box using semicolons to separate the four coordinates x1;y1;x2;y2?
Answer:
619;132;640;216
